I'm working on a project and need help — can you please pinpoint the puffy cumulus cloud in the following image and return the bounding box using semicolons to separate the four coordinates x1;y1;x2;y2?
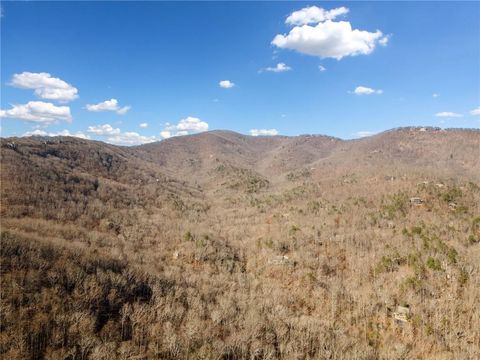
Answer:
22;129;90;139
470;107;480;116
264;63;291;73
249;128;279;136
87;124;121;135
354;130;376;138
286;6;349;25
87;123;156;145
86;98;131;115
139;122;148;128
272;6;388;60
160;116;209;138
0;101;72;125
435;112;463;118
273;22;385;60
352;86;383;95
9;72;78;102
219;80;235;89
176;116;209;132
87;117;209;144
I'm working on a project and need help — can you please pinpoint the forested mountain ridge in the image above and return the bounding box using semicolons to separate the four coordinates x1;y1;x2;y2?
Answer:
1;127;479;359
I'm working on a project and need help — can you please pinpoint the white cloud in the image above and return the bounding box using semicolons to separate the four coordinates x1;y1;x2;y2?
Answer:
352;86;383;95
318;65;327;72
176;116;209;132
379;35;390;46
0;101;72;125
22;129;90;139
286;6;349;26
139;122;148;128
249;129;279;136
264;63;291;73
354;131;376;138
469;107;480;116
116;106;131;115
272;6;388;60
86;123;156;145
435;111;463;118
432;93;439;98
160;130;172;139
9;72;78;102
106;132;157;146
219;80;235;89
86;98;131;115
55;130;89;139
87;124;121;135
160;116;209;138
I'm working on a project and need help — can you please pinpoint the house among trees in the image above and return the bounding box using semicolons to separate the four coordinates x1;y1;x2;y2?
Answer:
393;305;411;323
410;197;424;205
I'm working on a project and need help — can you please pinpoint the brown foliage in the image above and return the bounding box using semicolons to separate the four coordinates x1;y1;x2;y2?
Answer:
1;129;479;359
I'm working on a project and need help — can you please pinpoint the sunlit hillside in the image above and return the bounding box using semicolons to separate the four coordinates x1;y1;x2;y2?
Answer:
1;128;479;359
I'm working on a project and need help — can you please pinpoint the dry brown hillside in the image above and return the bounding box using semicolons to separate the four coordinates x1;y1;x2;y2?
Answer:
134;127;480;182
1;127;479;360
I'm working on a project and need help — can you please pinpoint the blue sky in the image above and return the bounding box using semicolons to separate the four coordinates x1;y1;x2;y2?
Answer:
1;1;479;144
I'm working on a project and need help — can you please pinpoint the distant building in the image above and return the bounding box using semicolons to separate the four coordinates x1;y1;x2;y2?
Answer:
410;197;424;205
393;305;411;323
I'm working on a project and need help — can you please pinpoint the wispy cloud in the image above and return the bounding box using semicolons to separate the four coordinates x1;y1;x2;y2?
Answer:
469;107;480;116
249;128;278;136
435;111;463;118
379;35;390;46
263;63;291;73
353;130;376;138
